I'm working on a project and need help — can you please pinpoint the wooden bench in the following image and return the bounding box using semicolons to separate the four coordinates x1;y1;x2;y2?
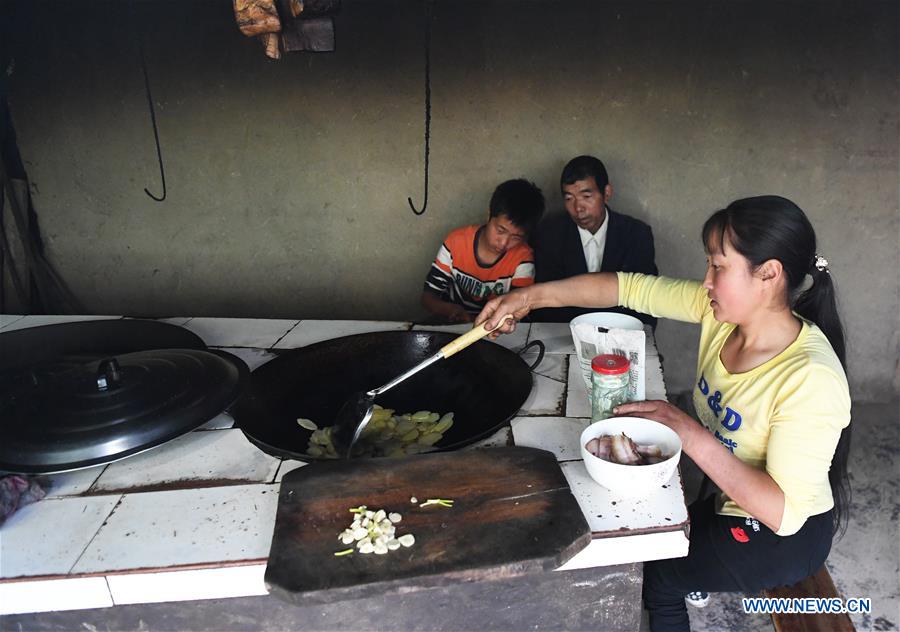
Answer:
763;566;855;632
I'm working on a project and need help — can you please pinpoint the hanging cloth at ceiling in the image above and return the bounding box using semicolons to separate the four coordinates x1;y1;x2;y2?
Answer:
280;0;341;53
233;0;341;59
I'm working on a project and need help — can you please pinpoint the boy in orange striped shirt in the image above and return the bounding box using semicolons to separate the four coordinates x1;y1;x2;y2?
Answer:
422;179;544;323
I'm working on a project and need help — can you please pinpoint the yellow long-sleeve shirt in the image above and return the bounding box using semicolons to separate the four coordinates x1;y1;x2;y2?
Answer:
617;272;850;536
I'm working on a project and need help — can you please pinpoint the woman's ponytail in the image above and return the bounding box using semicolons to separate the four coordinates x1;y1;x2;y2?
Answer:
793;262;850;537
794;259;846;369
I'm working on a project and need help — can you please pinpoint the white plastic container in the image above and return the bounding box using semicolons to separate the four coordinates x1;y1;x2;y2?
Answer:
579;417;682;498
569;312;645;400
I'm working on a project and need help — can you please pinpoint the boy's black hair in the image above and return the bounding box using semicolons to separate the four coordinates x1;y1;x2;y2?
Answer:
489;179;545;235
560;155;609;191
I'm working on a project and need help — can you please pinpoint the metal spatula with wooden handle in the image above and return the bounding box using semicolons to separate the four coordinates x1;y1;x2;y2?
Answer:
332;316;513;459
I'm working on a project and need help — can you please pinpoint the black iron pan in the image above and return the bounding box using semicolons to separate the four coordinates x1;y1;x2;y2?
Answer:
233;331;544;461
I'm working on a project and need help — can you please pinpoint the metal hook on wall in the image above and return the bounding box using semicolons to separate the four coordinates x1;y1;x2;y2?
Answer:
131;0;167;202
407;0;433;216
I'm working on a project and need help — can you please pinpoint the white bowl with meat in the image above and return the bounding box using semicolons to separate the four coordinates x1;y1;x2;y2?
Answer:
579;417;682;497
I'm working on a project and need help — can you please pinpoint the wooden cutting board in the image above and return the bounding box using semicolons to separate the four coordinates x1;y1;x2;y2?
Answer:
265;446;591;604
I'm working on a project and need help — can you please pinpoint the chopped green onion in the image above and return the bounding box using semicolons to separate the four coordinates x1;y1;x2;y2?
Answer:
420;498;454;508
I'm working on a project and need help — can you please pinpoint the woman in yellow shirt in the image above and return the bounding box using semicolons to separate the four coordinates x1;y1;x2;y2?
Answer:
477;196;851;632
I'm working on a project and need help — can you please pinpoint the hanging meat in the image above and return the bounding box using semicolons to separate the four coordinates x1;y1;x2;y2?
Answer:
233;0;341;59
233;0;282;37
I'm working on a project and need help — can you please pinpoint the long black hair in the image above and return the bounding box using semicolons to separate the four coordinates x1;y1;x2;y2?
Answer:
702;195;851;538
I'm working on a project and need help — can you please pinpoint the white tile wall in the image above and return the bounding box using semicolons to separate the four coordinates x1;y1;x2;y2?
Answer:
0;496;121;578
1;315;122;332
107;563;267;605
91;430;281;492
527;322;575;355
72;484;279;573
212;346;277;371
511;416;590;461
154;316;193;326
123;316;192;327
566;357;592;418
560;461;688;534
518;372;566;416
0;577;114;615
555;530;689;570
275;320;410;349
521;351;567;382
197;412;235;430
181;317;299;348
0;314;25;329
274;458;309;483
468;426;512;449
646;353;668;401
41;466;107;498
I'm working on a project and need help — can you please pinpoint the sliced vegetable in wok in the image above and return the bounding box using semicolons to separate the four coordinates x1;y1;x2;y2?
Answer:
306;406;454;459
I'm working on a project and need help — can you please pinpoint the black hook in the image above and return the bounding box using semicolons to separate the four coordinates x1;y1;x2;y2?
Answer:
131;0;167;202
407;0;433;215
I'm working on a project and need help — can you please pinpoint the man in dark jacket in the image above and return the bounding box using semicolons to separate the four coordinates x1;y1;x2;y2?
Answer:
531;155;657;326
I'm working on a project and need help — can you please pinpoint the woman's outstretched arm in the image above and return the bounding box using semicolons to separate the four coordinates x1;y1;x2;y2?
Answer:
476;272;620;332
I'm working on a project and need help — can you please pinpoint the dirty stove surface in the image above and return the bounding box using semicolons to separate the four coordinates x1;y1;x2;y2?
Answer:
0;316;688;615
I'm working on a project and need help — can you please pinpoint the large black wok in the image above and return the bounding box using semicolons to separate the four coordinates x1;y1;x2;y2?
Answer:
233;331;543;461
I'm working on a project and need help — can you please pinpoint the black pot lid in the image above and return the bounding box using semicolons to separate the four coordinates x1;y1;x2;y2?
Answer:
0;319;207;371
0;348;249;474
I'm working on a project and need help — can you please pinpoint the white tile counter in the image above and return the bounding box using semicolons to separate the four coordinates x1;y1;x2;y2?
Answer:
71;484;280;574
180;317;299;349
89;429;282;494
275;319;409;348
0;314;121;332
0;315;688;615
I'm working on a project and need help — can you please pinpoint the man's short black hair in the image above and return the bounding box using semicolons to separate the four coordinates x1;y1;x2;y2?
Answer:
560;155;609;191
489;179;545;235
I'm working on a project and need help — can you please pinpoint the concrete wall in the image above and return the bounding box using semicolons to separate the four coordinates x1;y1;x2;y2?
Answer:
6;0;898;401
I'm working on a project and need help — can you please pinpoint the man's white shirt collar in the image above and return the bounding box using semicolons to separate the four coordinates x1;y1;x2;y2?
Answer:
576;209;609;273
